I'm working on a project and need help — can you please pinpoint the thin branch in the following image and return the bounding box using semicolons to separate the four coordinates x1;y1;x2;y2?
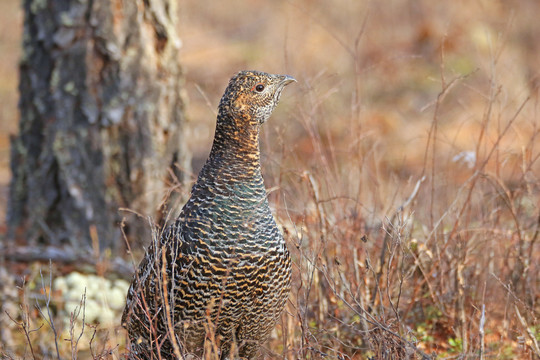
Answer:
369;176;426;309
0;245;133;279
35;262;61;360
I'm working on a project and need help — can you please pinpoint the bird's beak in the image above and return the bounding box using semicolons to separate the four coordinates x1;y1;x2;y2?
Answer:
279;75;296;87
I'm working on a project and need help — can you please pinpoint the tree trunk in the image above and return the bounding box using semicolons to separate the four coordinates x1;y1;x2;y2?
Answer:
7;0;189;252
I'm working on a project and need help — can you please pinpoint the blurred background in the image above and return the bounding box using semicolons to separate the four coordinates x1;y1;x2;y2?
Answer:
1;0;539;229
0;0;539;358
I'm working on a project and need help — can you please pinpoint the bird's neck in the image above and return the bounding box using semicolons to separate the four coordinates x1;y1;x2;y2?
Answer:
191;115;265;198
207;114;262;173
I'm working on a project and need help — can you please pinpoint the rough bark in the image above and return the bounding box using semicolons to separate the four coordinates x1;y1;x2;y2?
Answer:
7;0;189;252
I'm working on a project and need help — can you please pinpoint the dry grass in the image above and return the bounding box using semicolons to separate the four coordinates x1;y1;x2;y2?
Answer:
1;0;539;359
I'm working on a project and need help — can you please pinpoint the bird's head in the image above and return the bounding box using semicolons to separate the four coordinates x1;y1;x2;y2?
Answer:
218;70;296;126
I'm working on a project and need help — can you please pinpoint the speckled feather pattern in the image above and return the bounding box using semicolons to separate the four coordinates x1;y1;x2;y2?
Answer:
122;71;295;359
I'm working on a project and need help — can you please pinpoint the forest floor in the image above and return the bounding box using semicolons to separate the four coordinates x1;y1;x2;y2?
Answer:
1;0;539;359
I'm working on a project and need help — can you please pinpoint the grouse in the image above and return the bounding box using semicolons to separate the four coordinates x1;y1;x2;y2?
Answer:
122;70;295;359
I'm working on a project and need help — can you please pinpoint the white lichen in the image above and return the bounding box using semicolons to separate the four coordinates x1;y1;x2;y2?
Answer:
54;271;130;336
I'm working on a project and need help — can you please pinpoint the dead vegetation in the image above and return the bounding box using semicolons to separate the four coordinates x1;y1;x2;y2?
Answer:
1;0;539;359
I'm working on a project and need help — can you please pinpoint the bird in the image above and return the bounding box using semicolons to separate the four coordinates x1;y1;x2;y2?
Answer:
122;70;295;359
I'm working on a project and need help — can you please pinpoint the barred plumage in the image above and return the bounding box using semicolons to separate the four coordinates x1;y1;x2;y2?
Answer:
122;70;295;359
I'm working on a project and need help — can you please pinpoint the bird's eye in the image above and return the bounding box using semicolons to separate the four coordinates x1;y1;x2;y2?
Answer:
254;84;265;92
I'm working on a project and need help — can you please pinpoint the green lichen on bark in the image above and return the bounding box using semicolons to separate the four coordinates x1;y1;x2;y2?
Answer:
30;0;46;14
